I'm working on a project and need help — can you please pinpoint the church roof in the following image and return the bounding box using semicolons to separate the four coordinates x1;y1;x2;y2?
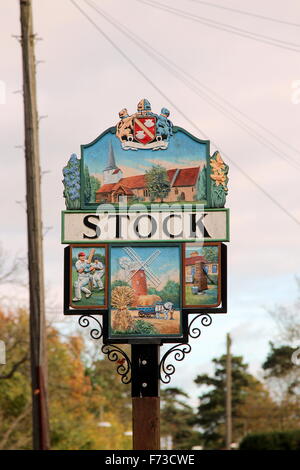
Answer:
105;142;117;170
96;166;200;194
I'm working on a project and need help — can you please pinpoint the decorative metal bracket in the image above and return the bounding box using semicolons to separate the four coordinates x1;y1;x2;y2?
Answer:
78;315;131;384
101;344;132;384
79;314;212;386
78;315;103;340
159;313;213;384
188;313;212;338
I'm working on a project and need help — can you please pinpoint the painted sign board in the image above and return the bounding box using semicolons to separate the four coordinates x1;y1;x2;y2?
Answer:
62;99;229;343
62;100;229;213
61;208;229;244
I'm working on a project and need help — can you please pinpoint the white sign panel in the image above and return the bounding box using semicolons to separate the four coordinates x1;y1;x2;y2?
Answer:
61;209;229;243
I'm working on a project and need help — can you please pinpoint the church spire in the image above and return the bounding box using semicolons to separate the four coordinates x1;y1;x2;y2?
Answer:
105;142;117;170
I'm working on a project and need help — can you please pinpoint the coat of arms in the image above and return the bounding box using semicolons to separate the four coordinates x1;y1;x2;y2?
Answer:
116;98;173;151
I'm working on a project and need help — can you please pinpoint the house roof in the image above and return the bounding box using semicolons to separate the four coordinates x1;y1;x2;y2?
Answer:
97;183;116;193
112;184;134;196
96;166;201;194
174;167;200;186
185;255;208;266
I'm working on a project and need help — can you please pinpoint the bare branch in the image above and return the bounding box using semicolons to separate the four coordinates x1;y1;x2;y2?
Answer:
0;355;28;380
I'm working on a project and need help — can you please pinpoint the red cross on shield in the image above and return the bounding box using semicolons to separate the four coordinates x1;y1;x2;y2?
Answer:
133;116;156;144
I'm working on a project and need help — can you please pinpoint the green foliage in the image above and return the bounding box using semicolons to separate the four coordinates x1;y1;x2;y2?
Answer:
84;165;91;203
148;280;180;306
194;354;260;449
240;430;300;450
197;166;207;200
202;246;219;263
62;154;81;209
263;342;299;378
145;165;171;202
161;388;202;450
0;309;132;450
185;284;218;306
89;176;101;203
112;319;159;336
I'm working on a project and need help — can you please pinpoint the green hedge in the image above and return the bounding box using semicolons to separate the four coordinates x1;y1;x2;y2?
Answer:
239;430;300;450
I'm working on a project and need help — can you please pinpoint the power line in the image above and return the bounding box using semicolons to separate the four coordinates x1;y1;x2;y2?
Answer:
138;0;300;53
188;0;300;28
87;0;300;171
70;0;300;227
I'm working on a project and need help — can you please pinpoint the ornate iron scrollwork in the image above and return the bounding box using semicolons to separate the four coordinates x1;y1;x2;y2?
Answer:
188;313;212;339
101;344;132;384
78;315;103;340
159;313;213;384
159;343;192;384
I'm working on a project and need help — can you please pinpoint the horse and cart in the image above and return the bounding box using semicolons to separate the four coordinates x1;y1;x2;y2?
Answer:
137;301;174;320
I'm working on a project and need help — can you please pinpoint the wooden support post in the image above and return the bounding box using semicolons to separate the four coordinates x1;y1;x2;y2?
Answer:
19;0;50;450
131;344;160;450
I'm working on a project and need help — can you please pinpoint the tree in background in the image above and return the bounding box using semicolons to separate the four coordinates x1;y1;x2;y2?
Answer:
261;281;300;431
160;387;201;450
262;342;300;431
145;165;171;202
267;278;300;344
0;308;132;450
194;354;277;449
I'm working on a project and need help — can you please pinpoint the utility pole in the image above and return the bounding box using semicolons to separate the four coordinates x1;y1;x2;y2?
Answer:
225;333;232;450
19;0;50;450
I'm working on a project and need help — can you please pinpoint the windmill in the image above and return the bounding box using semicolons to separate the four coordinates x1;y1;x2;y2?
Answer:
119;247;161;295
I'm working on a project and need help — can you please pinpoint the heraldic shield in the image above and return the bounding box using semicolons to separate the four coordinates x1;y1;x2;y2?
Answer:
133;116;157;144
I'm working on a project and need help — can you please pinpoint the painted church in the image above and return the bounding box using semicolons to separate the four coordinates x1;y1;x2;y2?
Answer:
95;143;203;204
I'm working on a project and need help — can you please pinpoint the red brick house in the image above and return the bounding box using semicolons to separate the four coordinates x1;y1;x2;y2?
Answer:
185;251;208;291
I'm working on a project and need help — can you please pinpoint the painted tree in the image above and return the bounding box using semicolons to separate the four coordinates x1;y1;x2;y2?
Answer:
84;165;92;203
90;175;101;203
159;280;180;306
197;166;207;201
202;246;219;263
145;164;171;202
62;154;80;209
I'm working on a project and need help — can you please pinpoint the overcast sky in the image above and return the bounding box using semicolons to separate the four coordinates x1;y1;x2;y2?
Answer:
1;0;300;403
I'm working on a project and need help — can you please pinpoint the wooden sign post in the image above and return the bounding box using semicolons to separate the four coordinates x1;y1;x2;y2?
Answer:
61;98;229;450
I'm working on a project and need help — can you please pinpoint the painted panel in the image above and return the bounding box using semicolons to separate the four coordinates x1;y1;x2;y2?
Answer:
183;242;221;308
69;244;107;309
108;244;182;340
